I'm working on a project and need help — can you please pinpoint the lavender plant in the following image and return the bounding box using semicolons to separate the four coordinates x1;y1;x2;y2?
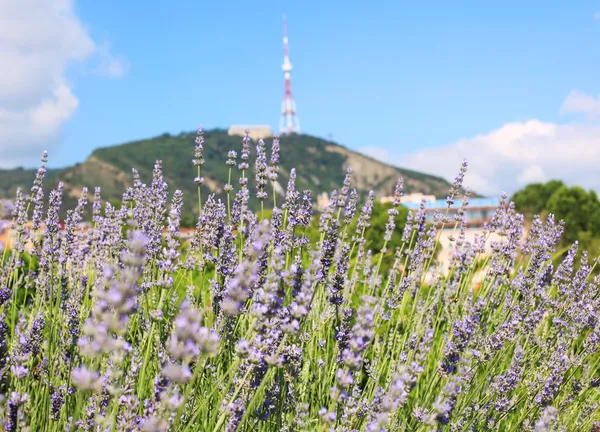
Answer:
0;132;599;432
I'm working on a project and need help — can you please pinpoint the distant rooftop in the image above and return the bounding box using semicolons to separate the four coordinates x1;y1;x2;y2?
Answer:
401;197;501;210
228;125;273;140
382;192;436;205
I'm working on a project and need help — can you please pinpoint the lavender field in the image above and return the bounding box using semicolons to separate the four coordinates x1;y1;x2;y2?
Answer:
0;128;599;431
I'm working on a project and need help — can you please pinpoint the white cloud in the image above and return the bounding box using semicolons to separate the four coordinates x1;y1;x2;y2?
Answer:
594;10;600;20
560;89;600;119
85;41;131;78
0;0;128;168
359;146;392;162
360;96;600;197
517;164;546;185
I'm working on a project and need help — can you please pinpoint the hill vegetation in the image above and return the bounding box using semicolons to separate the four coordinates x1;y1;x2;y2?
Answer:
0;129;457;222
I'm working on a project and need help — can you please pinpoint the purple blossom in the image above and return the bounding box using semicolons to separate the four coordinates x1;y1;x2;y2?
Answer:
269;135;280;182
163;301;219;384
193;126;205;166
446;158;468;206
238;129;251;171
344;188;358;225
254;139;269;200
221;260;260;316
355;191;375;237
342;296;377;370
384;177;404;242
227;150;237;166
338;168;353;209
71;366;102;392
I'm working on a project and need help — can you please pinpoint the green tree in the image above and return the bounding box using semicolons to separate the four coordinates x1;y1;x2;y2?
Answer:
364;201;409;254
546;185;600;245
511;180;564;216
180;213;196;228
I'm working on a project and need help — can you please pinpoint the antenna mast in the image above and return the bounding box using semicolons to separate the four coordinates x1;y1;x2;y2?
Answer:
279;13;300;135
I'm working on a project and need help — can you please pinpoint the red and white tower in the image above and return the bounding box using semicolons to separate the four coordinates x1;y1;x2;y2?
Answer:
280;14;300;135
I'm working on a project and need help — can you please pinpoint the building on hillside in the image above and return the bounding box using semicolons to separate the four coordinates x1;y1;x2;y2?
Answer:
402;197;504;278
381;193;437;205
0;221;95;251
227;125;273;140
273;181;285;197
317;192;330;210
0;220;199;251
402;193;436;204
0;220;10;251
401;197;501;229
434;227;504;278
0;199;14;218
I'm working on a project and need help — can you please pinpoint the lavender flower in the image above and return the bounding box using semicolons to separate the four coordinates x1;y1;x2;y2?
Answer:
384;177;404;242
0;287;10;307
255;139;269;200
269;135;280;182
221;260;260;316
490;344;524;413
534;406;557;431
163;301;219;384
167;301;219;361
50;386;66;421
227;150;237;166
5;392;28;432
342;296;377;370
193;126;205;167
355;191;375;237
78;231;147;358
238;128;251;185
338;168;353;209
344;188;358;225
72;366;102;392
447;158;468;206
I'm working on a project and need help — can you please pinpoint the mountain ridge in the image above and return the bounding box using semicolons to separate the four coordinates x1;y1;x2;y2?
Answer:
0;129;463;219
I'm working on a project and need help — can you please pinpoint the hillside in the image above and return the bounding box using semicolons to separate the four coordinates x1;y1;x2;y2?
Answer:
0;129;457;219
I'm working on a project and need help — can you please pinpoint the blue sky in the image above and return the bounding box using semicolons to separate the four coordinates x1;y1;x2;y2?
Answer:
3;0;600;195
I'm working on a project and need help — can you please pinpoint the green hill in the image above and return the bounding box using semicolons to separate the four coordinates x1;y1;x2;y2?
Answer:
0;129;457;220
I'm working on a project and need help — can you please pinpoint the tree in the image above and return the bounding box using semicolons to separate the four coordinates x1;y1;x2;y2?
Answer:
546;185;600;245
364;201;409;254
512;180;600;247
511;180;564;216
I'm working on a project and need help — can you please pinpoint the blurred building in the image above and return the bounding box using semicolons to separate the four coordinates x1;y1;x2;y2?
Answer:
435;227;503;277
273;181;285;197
383;192;437;205
317;192;330;209
227;125;273;140
0;220;200;251
402;196;504;278
381;193;436;205
401;193;436;204
401;197;501;229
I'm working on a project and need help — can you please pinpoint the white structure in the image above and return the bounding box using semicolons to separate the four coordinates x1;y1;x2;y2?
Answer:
401;193;436;204
380;192;436;205
227;125;273;140
317;192;330;209
280;14;301;135
435;228;503;275
273;181;285;197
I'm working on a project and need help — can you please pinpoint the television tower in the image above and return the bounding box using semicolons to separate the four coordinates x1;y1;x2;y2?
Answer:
280;14;300;135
